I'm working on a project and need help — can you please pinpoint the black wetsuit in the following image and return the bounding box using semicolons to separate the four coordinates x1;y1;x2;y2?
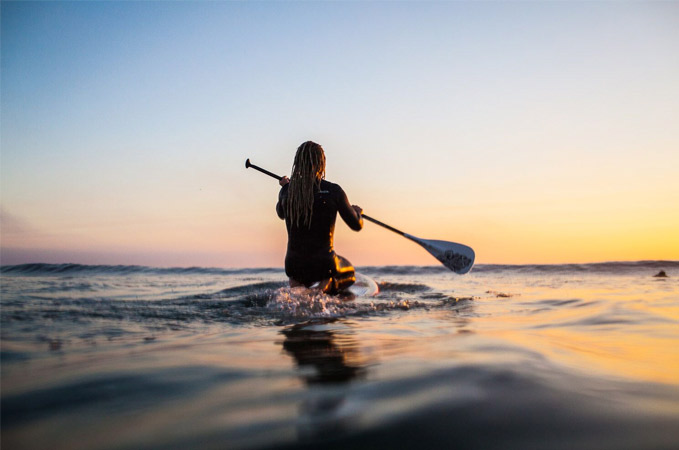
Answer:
276;179;363;289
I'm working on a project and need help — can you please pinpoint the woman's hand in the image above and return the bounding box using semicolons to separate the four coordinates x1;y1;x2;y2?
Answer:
279;176;290;186
352;205;363;216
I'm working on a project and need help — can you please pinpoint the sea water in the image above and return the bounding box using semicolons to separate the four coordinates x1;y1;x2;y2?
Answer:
1;261;678;450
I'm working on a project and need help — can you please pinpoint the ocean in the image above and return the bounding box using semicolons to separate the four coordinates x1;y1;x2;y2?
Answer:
1;261;678;450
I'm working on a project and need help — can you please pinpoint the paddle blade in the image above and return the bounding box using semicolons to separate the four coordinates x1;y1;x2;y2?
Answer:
405;234;475;274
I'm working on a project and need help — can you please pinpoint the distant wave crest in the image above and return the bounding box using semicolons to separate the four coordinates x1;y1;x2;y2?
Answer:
1;260;677;276
0;263;283;276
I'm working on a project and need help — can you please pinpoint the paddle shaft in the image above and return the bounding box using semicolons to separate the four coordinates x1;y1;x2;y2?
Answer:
361;215;406;237
245;159;405;237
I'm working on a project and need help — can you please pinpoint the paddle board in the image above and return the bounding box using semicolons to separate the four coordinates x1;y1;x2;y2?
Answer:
344;272;379;298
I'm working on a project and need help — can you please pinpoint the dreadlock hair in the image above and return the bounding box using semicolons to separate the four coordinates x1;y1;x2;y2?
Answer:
287;141;326;228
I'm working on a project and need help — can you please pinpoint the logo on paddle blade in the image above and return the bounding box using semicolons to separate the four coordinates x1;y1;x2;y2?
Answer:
436;250;472;272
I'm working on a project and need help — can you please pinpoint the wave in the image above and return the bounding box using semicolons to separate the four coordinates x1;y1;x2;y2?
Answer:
363;261;678;276
471;260;679;275
378;282;431;293
1;260;677;277
0;263;284;276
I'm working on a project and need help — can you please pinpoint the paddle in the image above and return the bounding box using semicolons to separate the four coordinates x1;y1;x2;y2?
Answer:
245;159;475;274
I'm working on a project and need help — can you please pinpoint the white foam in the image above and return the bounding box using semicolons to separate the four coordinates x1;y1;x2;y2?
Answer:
266;286;424;321
267;287;358;320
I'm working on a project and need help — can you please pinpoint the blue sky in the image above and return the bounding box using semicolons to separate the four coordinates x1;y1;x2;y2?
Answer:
2;1;678;267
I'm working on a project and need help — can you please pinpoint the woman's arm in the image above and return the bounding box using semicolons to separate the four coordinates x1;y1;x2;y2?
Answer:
337;187;363;231
276;179;289;219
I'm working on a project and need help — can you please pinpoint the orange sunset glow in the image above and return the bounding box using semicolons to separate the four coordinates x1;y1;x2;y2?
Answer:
2;1;678;267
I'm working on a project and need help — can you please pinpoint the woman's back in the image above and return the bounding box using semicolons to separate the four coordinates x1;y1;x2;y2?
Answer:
277;179;362;256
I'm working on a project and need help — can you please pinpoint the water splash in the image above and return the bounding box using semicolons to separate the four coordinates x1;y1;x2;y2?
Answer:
267;287;360;321
266;287;428;323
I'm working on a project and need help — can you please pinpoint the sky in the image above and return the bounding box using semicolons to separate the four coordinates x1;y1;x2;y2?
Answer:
1;1;678;268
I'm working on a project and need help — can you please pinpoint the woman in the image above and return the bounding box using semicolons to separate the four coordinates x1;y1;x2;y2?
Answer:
276;141;363;293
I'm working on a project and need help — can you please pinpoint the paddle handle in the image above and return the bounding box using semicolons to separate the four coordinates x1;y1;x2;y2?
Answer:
245;159;283;181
